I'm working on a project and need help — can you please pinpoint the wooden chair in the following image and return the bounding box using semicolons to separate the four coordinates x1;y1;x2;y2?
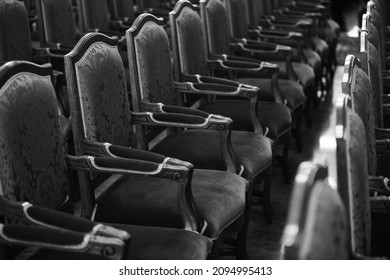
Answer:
0;60;211;259
64;32;249;259
282;161;349;259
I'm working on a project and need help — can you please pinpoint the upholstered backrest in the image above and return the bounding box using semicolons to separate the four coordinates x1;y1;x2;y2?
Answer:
225;0;249;39
283;162;349;260
0;61;69;209
108;0;134;20
170;1;209;77
0;0;32;61
65;33;133;152
78;0;110;32
246;0;263;26
200;0;231;56
37;0;78;46
262;0;272;15
127;14;176;108
335;96;371;256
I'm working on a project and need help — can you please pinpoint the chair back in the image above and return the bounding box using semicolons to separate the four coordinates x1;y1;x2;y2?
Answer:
342;54;377;176
0;0;32;62
77;0;111;33
283;161;349;259
108;0;135;21
127;14;177;148
246;0;265;26
0;61;69;210
335;95;371;256
64;33;133;216
35;0;78;47
170;0;209;80
223;0;250;39
199;0;231;56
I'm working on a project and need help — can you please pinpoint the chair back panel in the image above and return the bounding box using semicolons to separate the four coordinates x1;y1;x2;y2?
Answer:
38;0;78;46
225;0;249;39
108;0;134;20
170;1;209;77
200;0;231;56
0;62;69;209
283;162;348;259
65;33;133;150
78;0;110;32
127;15;176;108
246;0;263;26
0;0;32;61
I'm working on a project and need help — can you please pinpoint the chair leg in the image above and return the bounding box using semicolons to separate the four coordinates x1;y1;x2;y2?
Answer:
236;182;253;260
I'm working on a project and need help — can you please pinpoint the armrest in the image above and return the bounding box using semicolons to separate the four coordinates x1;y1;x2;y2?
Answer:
375;127;390;140
0;199;129;241
140;100;211;118
32;47;67;60
370;195;390;214
383;103;390;116
0;223;126;260
65;154;200;231
230;39;293;61
248;27;304;42
382;94;390;104
130;110;233;132
375;139;390;155
369;176;390;196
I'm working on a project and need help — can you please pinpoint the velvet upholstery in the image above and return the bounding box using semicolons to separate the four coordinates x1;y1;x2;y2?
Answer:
347;112;372;255
236;78;306;109
39;0;78;46
299;180;348;259
31;224;212;260
94;169;246;239
153;130;273;180
199;100;291;139
65;33;248;241
0;0;32;61
0;67;68;209
349;65;377;176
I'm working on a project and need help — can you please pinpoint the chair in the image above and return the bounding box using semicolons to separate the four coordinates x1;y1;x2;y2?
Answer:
0;60;212;259
169;1;294;183
64;32;249;259
282;161;349;259
126;13;275;228
335;95;372;257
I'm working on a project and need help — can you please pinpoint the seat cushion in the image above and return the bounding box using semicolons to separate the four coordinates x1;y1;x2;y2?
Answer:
31;224;212;260
153;129;273;180
292;49;322;74
311;37;329;56
92;169;247;239
274;61;315;89
199;100;292;140
235;77;305;109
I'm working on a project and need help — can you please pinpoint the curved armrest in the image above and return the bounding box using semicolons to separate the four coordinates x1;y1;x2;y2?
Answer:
382;94;390;104
0;199;130;242
140;101;210;118
376;139;390;155
370;196;390;214
130;110;232;131
249;27;304;42
231;39;293;61
32;47;67;59
0;223;126;260
369;176;390;196
82;139;193;169
65;154;200;231
375;127;390;140
174;80;259;99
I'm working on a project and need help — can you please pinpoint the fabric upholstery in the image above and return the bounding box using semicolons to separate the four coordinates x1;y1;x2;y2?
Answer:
368;42;384;127
93;169;247;239
31;224;212;260
236;77;305;109
0;0;32;61
299;180;348;260
175;6;209;76
0;72;69;209
152;129;273;180
274;61;315;88
132;21;176;105
350;66;377;176
41;0;77;46
80;0;110;31
74;41;133;147
347;112;372;255
199;100;292;140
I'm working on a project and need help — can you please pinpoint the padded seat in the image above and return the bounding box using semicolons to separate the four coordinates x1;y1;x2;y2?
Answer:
30;224;212;260
93;169;247;239
236;77;306;109
291;49;322;74
274;61;316;88
152;130;273;180
199;100;292;140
